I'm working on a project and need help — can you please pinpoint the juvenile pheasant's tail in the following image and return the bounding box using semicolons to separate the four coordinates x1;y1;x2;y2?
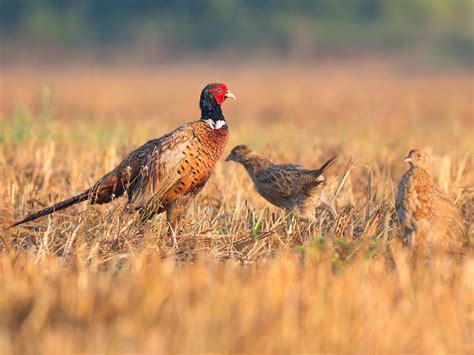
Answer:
9;190;90;228
314;157;339;217
318;156;338;174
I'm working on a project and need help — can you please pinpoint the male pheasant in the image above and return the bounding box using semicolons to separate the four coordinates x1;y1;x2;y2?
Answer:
11;83;235;231
225;145;337;221
396;149;468;252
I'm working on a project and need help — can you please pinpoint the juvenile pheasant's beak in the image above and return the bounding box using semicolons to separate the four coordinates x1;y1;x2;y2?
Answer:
225;154;233;162
225;91;236;100
404;156;412;162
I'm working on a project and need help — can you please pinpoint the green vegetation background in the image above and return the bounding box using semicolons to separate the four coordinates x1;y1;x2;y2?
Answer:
0;0;473;64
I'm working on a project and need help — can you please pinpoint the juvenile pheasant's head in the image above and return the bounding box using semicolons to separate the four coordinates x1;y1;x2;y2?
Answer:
225;144;253;163
404;149;431;169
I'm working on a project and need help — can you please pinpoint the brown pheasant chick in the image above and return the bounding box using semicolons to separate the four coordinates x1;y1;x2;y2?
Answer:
226;145;337;221
11;83;236;234
396;149;468;252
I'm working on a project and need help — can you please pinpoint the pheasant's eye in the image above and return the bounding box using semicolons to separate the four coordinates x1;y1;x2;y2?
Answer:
216;88;222;93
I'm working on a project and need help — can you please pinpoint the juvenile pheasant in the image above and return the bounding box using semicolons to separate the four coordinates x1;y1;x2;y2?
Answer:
225;145;337;221
11;83;236;232
396;149;468;252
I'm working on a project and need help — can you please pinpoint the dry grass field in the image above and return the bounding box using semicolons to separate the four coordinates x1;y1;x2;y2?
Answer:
0;62;473;354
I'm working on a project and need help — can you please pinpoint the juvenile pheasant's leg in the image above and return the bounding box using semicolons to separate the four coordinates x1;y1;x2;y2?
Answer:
284;212;297;237
319;191;337;218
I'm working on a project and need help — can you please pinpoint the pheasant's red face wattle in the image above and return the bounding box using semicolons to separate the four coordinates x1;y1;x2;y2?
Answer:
210;84;228;105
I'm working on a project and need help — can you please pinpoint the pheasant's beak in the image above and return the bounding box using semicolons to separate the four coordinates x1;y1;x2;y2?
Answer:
225;154;233;162
404;156;412;162
225;91;236;100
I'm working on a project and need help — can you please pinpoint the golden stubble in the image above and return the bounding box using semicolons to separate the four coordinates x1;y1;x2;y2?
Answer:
0;63;472;354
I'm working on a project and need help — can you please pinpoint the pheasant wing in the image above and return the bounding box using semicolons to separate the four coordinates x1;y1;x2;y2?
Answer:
89;124;190;206
431;191;468;245
254;164;321;208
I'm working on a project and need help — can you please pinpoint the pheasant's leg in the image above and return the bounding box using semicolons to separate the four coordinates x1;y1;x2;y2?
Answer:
165;198;191;241
125;203;158;238
134;204;158;224
319;191;337;218
291;210;317;243
284;212;297;240
402;226;415;248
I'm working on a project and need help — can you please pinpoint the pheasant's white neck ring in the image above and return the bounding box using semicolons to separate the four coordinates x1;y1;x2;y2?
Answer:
204;119;227;129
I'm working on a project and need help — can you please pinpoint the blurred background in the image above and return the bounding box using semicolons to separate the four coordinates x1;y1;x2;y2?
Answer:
1;0;473;67
0;0;472;157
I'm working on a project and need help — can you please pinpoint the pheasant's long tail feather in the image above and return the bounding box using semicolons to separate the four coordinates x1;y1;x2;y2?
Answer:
9;190;90;228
